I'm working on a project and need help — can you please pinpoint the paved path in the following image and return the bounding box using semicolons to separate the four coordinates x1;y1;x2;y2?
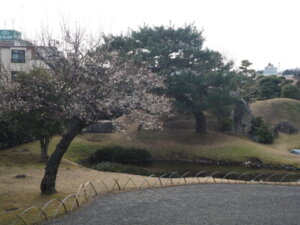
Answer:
43;184;300;225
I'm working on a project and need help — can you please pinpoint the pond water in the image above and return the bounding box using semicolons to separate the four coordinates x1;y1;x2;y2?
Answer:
138;161;300;182
291;149;300;154
85;159;300;182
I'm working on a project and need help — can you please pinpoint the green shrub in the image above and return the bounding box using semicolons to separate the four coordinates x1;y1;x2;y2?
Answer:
87;146;152;164
0;120;35;150
281;85;300;100
219;118;233;132
249;117;274;144
92;162;152;176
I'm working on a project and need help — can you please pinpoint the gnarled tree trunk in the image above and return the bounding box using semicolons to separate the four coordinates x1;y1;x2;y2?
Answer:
40;118;86;195
39;136;51;162
193;111;206;133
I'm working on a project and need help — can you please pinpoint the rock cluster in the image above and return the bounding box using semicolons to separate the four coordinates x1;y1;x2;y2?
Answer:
274;121;298;134
83;121;115;133
231;99;253;135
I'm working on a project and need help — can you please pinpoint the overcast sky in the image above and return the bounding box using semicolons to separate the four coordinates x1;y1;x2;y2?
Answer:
1;0;299;70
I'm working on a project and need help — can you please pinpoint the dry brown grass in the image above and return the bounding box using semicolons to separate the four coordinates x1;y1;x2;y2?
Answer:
0;160;162;225
250;98;300;129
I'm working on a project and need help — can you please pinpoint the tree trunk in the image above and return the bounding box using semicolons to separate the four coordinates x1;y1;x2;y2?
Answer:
40;118;86;195
194;111;206;133
39;136;51;162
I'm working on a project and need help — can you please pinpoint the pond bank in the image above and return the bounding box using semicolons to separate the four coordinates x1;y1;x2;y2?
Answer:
83;159;300;182
152;157;300;171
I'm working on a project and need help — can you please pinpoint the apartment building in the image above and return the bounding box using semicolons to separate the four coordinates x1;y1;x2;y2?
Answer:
263;63;277;76
0;29;43;80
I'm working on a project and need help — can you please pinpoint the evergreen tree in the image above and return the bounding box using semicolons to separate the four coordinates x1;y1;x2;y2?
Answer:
236;60;258;101
258;76;283;100
281;84;300;100
112;24;238;133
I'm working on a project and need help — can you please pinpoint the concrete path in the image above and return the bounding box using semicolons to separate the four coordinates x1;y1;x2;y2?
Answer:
42;184;300;225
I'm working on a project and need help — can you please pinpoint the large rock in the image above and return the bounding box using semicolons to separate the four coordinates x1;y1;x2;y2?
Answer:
84;121;115;133
231;99;253;135
274;121;298;134
271;126;279;138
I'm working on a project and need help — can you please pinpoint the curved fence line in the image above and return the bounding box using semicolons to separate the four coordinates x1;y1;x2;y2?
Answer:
94;179;109;192
265;173;281;183
54;194;77;217
237;172;254;184
253;173;267;182
123;177;138;189
206;171;221;183
166;171;177;185
12;206;48;225
112;179;121;191
181;172;192;184
138;177;151;189
10;170;300;225
223;172;239;183
279;173;295;183
195;171;207;183
41;199;64;216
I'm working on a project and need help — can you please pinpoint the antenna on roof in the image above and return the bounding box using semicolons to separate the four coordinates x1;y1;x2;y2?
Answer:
19;4;24;32
12;18;15;29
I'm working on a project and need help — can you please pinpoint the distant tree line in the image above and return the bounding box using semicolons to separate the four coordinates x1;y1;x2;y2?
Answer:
257;75;300;100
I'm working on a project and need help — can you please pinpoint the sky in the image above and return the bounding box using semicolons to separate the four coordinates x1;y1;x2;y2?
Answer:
1;0;300;71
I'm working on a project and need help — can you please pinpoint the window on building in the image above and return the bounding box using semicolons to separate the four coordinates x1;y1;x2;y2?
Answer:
11;50;25;63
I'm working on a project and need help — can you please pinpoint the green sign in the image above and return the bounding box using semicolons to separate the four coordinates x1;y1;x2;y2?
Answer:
0;30;21;40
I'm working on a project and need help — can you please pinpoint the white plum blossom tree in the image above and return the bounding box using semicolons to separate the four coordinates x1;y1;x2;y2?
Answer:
0;26;171;194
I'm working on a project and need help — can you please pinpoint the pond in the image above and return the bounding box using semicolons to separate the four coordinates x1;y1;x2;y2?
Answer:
139;161;300;182
291;149;300;155
86;160;300;183
84;146;300;182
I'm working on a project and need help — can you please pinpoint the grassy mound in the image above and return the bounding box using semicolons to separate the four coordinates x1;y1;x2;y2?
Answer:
250;98;300;129
84;127;300;167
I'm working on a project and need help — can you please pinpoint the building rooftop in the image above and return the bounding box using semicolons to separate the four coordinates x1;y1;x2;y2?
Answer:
0;30;21;40
263;63;277;76
0;30;28;47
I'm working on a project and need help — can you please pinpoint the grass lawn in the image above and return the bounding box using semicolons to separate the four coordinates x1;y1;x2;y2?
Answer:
0;135;152;225
83;125;300;167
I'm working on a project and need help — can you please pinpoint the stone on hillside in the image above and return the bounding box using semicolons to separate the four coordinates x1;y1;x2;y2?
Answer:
250;135;259;142
274;121;298;134
231;99;253;135
84;121;115;133
271;126;279;138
